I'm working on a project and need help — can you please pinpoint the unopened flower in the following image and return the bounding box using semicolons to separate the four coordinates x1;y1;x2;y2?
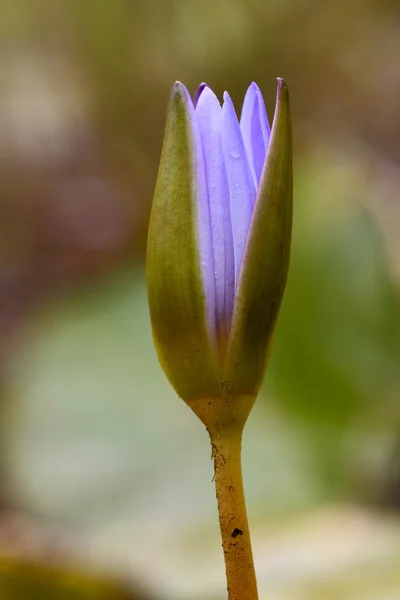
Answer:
147;79;292;406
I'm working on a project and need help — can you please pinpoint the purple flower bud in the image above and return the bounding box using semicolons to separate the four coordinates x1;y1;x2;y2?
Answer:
147;79;292;403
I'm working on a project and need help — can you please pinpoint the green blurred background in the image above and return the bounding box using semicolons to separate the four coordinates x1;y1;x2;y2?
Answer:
0;0;400;598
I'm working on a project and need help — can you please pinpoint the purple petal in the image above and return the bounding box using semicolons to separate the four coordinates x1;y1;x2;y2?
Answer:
193;82;208;107
221;91;256;286
196;87;235;343
240;82;270;186
178;82;216;339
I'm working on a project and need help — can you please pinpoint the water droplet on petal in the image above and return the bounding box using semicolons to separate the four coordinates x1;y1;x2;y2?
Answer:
229;149;241;159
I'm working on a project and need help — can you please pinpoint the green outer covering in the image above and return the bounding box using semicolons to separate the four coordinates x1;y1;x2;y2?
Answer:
224;79;293;395
147;83;220;401
147;80;292;402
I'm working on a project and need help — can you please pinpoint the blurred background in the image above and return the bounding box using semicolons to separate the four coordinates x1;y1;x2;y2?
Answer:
0;0;400;598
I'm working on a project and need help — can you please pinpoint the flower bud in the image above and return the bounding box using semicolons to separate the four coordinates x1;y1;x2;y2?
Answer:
147;79;292;412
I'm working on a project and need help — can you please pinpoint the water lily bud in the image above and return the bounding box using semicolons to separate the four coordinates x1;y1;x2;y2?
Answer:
147;79;292;411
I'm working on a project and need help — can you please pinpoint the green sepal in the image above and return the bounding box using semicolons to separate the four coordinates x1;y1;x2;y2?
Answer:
146;83;220;401
224;79;293;395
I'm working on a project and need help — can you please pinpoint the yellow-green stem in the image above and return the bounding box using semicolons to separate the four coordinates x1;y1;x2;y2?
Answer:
188;395;258;600
209;427;258;600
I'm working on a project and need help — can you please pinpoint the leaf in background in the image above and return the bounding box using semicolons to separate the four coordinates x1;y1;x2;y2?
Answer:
267;156;400;427
0;555;143;600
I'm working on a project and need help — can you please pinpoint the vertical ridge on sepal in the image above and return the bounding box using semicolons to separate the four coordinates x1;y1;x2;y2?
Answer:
224;78;293;395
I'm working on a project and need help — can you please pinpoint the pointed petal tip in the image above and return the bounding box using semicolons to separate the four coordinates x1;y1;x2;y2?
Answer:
195;85;221;110
222;91;235;111
242;82;258;104
193;82;209;107
242;82;265;110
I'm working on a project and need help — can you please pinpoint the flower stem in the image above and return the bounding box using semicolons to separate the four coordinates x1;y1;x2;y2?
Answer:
209;426;258;600
188;395;258;599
